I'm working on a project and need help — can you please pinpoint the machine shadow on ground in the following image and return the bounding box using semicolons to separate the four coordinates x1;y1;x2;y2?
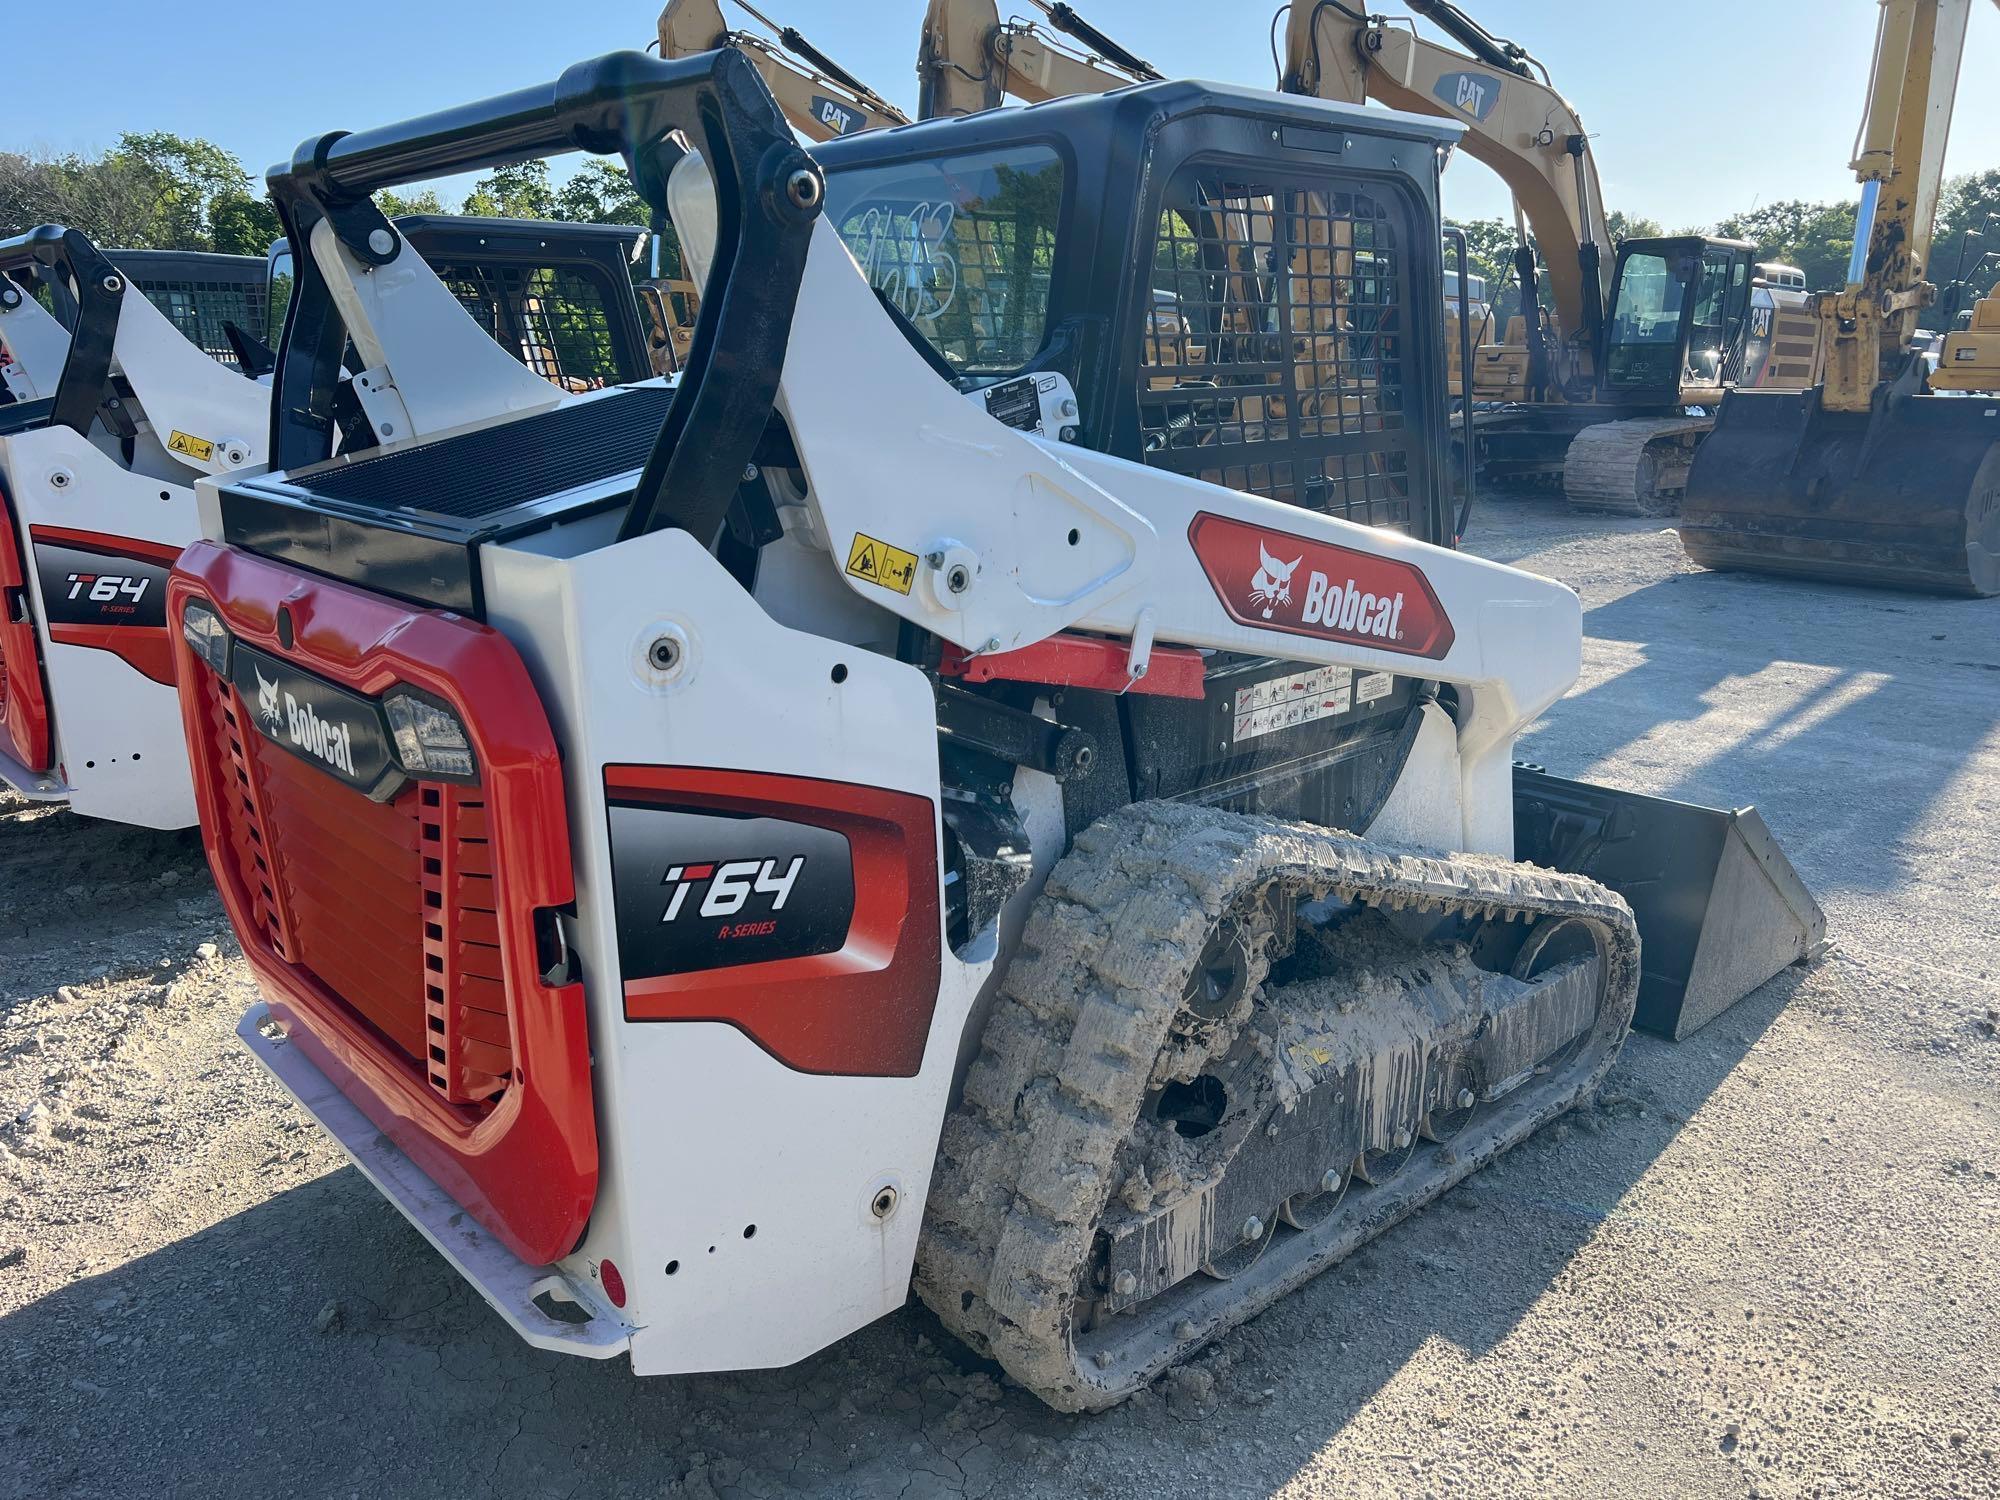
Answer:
0;959;1802;1498
1466;498;2000;907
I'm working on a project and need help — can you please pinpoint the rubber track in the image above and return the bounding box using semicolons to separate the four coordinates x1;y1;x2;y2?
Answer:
912;801;1640;1411
1563;416;1713;516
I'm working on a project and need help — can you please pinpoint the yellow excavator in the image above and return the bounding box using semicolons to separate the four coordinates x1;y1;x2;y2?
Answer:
911;0;1818;517
1680;0;1999;596
659;0;909;138
916;0;1160;117
1282;1;1820;515
650;0;912;370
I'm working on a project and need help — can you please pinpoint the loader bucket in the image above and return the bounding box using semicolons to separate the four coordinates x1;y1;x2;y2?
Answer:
1513;766;1826;1040
1678;375;2000;597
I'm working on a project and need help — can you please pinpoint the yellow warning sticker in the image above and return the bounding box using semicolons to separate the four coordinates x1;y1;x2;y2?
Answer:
166;430;215;463
844;532;919;595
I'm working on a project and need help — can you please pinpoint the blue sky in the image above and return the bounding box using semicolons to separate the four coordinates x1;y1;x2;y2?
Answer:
6;0;1997;228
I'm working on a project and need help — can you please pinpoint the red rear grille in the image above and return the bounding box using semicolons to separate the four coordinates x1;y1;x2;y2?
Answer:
195;672;512;1106
170;541;596;1267
420;784;513;1102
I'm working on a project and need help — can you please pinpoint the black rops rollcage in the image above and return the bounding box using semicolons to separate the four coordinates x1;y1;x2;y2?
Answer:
253;49;818;577
813;81;1462;549
0;225;132;438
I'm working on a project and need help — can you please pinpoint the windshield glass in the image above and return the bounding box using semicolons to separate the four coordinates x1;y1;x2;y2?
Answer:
824;145;1064;376
1605;249;1691;388
267;248;294;345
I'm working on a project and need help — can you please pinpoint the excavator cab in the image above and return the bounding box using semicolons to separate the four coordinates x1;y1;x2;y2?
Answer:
1599;236;1754;404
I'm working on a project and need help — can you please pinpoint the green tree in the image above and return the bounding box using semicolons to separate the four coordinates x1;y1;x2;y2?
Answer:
0;132;272;255
103;132;255;248
1713;197;1859;294
1;147;169;247
462;160;559;220
557;160;648;225
1605;209;1662;244
1931;169;2000;325
209;192;281;257
377;189;448;219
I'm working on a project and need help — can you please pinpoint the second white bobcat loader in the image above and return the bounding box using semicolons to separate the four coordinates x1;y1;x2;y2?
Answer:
0;218;656;829
0;226;270;826
171;51;1819;1410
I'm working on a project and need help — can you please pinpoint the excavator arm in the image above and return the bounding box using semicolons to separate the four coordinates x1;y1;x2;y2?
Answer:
1821;0;1991;408
1282;1;1612;379
659;0;908;139
1679;0;2000;595
917;0;1158;119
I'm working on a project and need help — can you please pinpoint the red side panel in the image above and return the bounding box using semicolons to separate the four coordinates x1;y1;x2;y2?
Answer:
30;526;183;687
169;541;596;1267
610;766;942;1077
0;481;52;773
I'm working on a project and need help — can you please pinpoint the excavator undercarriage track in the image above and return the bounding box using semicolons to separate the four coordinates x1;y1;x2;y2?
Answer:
1562;416;1713;517
915;801;1640;1411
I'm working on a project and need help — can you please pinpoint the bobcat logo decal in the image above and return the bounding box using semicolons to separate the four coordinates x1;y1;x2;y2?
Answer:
255;667;282;733
1248;541;1303;620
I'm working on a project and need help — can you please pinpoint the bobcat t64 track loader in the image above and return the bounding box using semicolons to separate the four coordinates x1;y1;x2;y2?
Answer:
0;219;653;828
170;51;1818;1410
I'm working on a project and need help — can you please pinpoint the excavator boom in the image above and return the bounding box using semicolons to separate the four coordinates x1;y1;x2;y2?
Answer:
1283;0;1611;388
917;0;1156;119
660;0;908;139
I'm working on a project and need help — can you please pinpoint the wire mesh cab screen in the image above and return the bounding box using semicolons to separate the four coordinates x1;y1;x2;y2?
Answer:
1139;165;1425;541
433;260;633;391
825;146;1063;377
265;242;638;392
140;277;269;368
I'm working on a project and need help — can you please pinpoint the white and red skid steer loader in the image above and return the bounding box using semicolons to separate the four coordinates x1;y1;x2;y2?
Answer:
0;219;658;829
169;51;1821;1410
1;227;271;826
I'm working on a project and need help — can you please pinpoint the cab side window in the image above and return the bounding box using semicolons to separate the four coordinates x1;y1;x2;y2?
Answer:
1137;166;1425;539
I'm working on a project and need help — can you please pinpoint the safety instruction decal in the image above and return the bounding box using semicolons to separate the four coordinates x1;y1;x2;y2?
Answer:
166;431;215;463
844;532;918;595
1232;666;1352;743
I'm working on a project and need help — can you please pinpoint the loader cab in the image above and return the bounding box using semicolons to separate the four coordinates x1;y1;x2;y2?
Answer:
814;81;1462;547
1599;236;1756;403
33;248;269;372
264;217;653;390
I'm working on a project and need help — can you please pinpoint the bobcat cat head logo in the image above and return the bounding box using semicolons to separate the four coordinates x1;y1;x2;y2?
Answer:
1248;541;1303;620
254;668;282;732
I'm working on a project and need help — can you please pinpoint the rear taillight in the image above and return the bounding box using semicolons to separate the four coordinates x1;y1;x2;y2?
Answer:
384;687;477;780
180;599;230;674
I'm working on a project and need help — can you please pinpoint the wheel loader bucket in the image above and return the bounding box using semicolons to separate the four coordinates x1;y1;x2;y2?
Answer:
1513;766;1826;1040
1678;375;2000;597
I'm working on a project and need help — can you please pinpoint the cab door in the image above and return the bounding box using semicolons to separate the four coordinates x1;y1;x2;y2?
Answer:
1685;245;1751;394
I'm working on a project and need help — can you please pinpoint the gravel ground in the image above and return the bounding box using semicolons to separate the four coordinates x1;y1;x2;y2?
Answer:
2;496;1996;1499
